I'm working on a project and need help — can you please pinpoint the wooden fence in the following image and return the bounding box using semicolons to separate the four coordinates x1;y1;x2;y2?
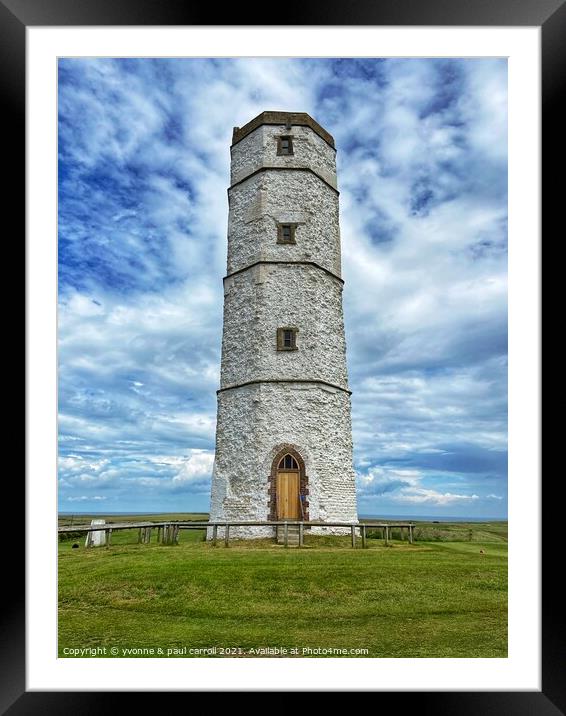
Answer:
59;520;416;548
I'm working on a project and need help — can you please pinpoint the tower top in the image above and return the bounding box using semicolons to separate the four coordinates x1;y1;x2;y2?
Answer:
231;111;335;149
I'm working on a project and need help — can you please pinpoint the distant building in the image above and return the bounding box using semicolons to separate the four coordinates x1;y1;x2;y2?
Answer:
209;111;358;537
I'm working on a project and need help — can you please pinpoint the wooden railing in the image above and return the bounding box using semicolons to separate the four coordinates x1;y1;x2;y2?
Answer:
58;520;416;548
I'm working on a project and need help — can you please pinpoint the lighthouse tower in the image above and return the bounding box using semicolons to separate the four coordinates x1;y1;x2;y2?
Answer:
209;111;358;537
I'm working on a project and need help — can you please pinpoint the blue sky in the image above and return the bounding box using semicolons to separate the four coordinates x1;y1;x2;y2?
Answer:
58;58;508;517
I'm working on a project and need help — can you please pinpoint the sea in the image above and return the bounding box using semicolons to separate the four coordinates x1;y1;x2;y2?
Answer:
360;514;507;522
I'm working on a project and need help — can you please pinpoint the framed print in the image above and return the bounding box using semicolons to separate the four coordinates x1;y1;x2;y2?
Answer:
14;0;555;710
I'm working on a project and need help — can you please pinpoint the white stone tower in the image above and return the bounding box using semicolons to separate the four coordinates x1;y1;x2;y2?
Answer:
209;111;358;537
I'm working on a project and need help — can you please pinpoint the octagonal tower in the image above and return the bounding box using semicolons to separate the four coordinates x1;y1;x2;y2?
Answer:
209;111;358;537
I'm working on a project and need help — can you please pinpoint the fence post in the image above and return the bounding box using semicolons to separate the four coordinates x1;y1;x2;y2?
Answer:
409;525;414;544
284;522;288;548
224;524;230;547
361;525;367;549
385;526;389;546
351;525;356;549
212;525;218;547
299;523;304;548
107;529;112;547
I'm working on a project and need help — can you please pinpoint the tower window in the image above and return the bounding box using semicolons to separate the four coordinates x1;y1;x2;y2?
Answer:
277;135;294;156
277;327;298;351
277;223;297;244
278;454;299;469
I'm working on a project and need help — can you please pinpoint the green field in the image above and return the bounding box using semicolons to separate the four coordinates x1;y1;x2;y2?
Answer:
58;516;507;658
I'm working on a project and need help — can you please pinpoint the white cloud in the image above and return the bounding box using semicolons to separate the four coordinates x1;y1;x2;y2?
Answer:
172;451;215;485
58;455;106;468
392;488;479;505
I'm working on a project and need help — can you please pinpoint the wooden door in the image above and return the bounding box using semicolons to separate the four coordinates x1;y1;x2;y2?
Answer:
276;471;300;519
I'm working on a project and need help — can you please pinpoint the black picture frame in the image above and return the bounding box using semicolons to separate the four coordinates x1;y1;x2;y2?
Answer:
13;0;554;710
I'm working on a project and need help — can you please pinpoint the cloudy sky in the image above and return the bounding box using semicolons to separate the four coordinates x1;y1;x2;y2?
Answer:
58;57;507;517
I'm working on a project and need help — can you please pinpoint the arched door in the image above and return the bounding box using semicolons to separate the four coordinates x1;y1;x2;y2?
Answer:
276;453;300;520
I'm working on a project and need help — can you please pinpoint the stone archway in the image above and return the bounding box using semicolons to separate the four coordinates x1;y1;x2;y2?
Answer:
268;445;309;521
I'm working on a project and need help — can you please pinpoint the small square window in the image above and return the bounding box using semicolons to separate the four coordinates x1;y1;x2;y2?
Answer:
277;223;297;244
277;327;298;351
277;135;294;156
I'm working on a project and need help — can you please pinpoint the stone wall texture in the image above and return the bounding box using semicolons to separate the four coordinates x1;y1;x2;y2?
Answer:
209;112;358;538
230;124;337;189
227;170;342;277
221;264;348;389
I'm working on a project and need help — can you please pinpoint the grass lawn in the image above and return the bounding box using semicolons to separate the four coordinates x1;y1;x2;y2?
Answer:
58;518;507;658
